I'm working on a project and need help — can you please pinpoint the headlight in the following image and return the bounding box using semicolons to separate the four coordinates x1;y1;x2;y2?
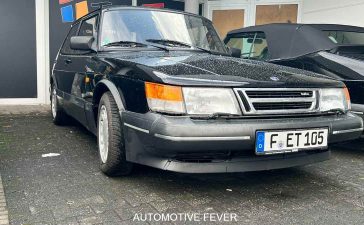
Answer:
145;82;185;114
319;88;351;112
183;87;241;115
145;82;241;115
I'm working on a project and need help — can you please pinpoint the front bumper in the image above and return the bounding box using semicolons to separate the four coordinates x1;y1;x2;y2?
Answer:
352;104;364;120
351;104;364;137
122;112;363;173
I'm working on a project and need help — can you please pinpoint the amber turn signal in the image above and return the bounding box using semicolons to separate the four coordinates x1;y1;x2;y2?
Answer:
343;87;351;110
145;82;183;101
343;87;351;102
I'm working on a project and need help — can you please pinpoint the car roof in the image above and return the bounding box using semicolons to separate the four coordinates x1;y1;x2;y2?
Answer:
73;5;208;25
226;23;364;61
228;23;364;34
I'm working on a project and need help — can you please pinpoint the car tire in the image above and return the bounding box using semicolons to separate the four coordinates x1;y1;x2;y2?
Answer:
51;84;69;125
97;91;133;176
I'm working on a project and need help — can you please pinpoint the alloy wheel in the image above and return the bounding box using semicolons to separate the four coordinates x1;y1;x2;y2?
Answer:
51;88;57;119
98;105;109;163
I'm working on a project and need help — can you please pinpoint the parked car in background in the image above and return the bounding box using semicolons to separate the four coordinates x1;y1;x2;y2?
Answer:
51;7;363;176
225;24;364;120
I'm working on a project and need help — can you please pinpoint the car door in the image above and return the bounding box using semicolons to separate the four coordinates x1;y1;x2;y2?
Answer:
54;22;80;98
55;15;99;127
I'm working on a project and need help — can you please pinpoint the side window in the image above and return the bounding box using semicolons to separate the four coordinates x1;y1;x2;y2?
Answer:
60;15;98;55
226;32;269;60
79;16;98;37
61;23;80;55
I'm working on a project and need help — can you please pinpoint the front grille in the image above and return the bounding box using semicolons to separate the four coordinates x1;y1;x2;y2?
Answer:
246;90;313;98
234;88;319;115
253;102;313;110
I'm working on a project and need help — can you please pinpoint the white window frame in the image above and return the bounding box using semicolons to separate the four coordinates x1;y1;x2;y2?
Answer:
205;0;251;27
0;0;50;105
204;0;303;27
253;0;303;24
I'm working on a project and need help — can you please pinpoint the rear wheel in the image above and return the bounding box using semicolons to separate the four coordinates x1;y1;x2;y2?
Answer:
98;91;133;176
51;84;69;125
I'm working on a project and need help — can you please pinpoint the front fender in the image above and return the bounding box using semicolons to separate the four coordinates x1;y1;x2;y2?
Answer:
94;80;126;112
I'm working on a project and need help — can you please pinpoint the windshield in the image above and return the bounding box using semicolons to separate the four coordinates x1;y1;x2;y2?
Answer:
323;30;364;45
100;9;228;54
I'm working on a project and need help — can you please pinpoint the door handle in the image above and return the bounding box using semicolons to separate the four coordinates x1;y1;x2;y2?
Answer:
65;59;72;64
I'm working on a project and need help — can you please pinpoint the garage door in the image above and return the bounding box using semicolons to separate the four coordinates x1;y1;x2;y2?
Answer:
0;0;37;98
212;9;245;39
255;4;298;25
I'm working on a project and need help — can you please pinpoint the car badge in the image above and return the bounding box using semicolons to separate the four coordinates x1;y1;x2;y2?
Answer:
300;92;310;96
270;76;279;81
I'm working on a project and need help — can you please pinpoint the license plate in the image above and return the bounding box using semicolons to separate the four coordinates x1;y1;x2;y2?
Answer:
255;128;328;155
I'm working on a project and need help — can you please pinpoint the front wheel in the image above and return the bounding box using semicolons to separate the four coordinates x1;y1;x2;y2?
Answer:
98;91;133;176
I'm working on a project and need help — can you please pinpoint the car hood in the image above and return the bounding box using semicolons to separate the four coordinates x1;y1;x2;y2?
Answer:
99;51;342;88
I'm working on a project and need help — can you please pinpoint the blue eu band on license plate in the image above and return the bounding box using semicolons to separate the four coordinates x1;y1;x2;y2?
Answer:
256;131;265;153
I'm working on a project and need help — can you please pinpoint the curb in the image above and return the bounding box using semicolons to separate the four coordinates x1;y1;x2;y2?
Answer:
0;174;9;225
0;105;50;116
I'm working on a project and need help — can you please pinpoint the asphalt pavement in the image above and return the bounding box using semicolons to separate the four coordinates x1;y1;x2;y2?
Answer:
0;110;363;225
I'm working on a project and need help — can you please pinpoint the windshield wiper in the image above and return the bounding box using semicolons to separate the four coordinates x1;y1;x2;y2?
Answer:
146;39;192;48
103;41;169;51
146;39;218;54
103;41;148;48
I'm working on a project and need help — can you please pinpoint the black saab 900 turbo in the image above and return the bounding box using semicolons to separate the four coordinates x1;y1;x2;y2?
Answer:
225;24;364;121
51;6;363;176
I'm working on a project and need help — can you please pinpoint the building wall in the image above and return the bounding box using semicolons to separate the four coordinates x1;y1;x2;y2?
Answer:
137;0;184;10
302;0;364;26
0;0;37;99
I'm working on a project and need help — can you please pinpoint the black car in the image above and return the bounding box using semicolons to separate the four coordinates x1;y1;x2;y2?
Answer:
225;23;364;120
51;7;363;176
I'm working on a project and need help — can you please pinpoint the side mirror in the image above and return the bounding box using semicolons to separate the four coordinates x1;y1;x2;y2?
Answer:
230;48;241;58
70;36;94;51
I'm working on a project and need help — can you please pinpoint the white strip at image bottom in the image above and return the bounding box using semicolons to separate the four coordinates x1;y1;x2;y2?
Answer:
0;174;9;225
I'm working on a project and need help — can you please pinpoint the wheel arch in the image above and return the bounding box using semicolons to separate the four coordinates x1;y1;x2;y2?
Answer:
50;74;58;88
50;77;54;101
93;80;126;118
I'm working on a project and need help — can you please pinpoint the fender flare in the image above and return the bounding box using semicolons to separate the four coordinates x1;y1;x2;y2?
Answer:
95;80;125;111
50;74;57;89
50;74;60;100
